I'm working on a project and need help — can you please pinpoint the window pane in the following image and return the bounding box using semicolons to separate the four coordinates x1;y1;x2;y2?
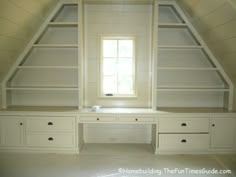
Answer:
103;76;117;94
119;40;133;58
103;40;117;57
103;58;116;75
118;76;133;94
118;58;133;75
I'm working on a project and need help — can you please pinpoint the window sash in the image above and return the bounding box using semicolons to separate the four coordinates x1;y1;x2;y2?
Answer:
100;37;136;96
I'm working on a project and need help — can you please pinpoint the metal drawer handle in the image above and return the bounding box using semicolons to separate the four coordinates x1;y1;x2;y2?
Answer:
181;123;187;127
97;118;100;121
181;139;187;143
48;137;54;141
48;122;53;125
135;118;138;121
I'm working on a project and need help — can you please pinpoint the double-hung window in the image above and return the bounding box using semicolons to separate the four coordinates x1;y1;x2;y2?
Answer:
100;37;136;97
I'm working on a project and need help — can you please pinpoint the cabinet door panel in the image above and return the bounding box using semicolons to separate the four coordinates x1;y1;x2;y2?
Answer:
211;118;235;148
2;118;24;146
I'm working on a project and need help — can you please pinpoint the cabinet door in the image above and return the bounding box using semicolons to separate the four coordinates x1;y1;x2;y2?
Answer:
210;118;235;149
2;118;24;146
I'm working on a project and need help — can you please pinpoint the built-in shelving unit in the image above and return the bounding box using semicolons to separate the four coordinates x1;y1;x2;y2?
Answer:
1;0;83;109
152;0;233;110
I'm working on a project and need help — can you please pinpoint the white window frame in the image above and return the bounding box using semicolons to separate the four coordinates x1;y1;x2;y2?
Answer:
99;36;137;98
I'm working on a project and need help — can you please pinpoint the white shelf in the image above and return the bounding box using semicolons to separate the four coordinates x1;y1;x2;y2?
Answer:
156;88;230;92
48;22;78;26
17;66;79;69
158;45;203;49
6;87;79;91
157;67;219;71
158;23;187;28
32;44;78;48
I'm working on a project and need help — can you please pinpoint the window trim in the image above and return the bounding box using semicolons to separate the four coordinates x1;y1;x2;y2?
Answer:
99;36;137;98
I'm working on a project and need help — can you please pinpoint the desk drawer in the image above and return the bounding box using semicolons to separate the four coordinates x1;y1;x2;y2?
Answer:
27;117;75;132
79;116;117;122
159;134;209;151
119;117;155;123
159;118;209;133
26;133;75;148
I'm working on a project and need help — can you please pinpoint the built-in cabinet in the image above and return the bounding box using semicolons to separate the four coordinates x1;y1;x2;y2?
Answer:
1;117;24;147
0;115;77;153
0;112;235;154
210;117;235;149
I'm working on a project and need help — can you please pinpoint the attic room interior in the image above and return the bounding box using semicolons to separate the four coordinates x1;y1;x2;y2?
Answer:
0;0;236;176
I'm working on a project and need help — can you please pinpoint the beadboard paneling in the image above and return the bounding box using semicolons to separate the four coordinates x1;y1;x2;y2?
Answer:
0;0;59;83
179;0;236;110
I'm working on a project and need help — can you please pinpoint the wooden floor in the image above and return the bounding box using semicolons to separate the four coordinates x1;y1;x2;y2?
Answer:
0;144;235;177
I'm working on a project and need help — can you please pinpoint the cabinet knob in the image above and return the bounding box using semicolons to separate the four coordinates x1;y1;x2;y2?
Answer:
181;139;187;143
48;137;54;141
48;122;53;125
97;118;99;121
181;123;187;127
20;123;23;125
135;118;138;121
212;124;215;127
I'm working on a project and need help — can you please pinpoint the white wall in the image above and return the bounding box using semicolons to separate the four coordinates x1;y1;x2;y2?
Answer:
84;4;152;108
84;5;152;143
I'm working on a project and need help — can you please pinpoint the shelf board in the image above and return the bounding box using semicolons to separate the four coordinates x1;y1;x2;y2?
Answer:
6;87;79;91
158;23;187;28
156;88;230;92
33;44;79;48
48;22;78;26
17;66;79;69
157;67;219;71
158;45;203;49
157;85;226;89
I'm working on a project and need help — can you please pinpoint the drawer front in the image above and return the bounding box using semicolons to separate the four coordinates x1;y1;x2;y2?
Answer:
79;116;117;122
159;134;209;151
159;118;209;133
26;133;75;148
27;117;75;132
119;117;155;123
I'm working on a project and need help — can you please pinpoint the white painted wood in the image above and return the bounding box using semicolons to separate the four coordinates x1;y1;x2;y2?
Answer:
37;27;78;44
85;4;152;108
172;1;234;110
1;117;24;146
159;134;209;151
156;1;234;110
159;117;209;133
151;0;158;110
26;117;75;132
26;133;75;148
210;117;235;148
79;116;117;123
1;1;81;108
119;116;155;123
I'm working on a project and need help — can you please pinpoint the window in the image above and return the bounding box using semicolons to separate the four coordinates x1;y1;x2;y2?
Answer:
100;37;136;97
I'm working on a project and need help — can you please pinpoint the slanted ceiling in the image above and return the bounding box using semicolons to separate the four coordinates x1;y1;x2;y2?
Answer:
0;0;236;109
0;0;59;81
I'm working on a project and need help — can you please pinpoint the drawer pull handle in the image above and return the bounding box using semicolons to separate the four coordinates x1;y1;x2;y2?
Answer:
20;123;23;125
48;122;53;125
48;137;54;141
212;124;215;127
181;139;187;143
181;123;187;127
97;118;99;121
135;118;138;121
